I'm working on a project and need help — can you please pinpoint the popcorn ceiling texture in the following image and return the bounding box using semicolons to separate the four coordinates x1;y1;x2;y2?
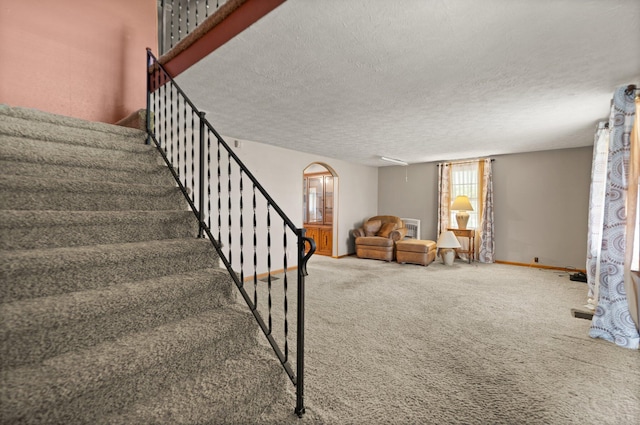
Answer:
177;0;640;166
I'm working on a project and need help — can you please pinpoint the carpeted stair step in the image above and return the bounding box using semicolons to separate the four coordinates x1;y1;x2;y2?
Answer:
0;210;199;250
100;346;289;425
0;104;144;136
0;268;235;369
0;106;147;152
0;174;187;211
0;306;261;425
0;238;219;302
0;135;174;185
0;105;293;423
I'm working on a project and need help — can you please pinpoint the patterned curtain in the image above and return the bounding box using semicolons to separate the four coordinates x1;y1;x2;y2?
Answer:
437;163;450;237
478;159;495;263
589;86;639;349
586;122;610;309
624;94;640;331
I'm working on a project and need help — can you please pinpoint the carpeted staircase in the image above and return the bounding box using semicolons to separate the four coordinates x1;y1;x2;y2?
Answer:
0;106;290;424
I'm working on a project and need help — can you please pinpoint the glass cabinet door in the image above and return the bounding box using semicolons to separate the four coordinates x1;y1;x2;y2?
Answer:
324;175;333;224
303;177;308;223
306;176;324;224
304;173;334;226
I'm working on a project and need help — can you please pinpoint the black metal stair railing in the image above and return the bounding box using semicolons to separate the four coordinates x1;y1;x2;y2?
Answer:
158;0;227;55
145;48;314;416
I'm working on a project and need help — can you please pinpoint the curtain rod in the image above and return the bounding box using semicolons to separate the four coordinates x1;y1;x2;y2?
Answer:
437;158;495;166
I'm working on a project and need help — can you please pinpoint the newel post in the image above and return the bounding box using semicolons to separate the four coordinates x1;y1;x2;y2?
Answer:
198;111;206;238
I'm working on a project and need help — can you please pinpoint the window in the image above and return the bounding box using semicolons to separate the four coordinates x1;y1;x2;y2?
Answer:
450;161;479;229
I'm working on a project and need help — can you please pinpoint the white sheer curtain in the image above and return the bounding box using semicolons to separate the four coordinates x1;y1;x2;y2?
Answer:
586;122;610;311
449;162;477;261
449;162;479;228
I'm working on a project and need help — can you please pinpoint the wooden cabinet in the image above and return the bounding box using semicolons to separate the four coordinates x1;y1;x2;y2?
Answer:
303;172;333;256
304;224;332;256
304;226;319;253
318;226;332;256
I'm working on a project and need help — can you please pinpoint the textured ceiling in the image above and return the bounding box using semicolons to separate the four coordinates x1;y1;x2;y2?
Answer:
177;0;640;167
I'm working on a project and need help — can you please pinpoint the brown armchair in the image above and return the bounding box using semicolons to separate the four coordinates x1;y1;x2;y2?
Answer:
352;215;407;261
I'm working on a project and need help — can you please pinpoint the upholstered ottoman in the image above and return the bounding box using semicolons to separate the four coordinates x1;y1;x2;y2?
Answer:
396;239;437;266
355;236;395;262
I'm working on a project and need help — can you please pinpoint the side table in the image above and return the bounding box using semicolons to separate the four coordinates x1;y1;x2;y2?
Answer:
447;228;475;263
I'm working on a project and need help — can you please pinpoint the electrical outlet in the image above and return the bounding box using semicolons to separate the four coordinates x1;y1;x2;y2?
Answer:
534;257;539;263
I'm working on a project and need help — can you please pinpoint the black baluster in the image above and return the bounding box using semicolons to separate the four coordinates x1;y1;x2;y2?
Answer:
205;0;209;18
156;74;160;145
207;130;211;232
183;101;187;194
191;109;195;201
217;139;221;245
198;111;205;238
195;0;199;27
253;185;258;308
154;65;160;142
178;0;182;43
296;228;307;417
162;74;167;152
227;152;232;265
267;203;272;333
148;65;153;131
170;2;174;49
156;73;160;145
186;0;190;35
239;169;244;284
283;223;289;362
169;82;174;164
176;97;181;180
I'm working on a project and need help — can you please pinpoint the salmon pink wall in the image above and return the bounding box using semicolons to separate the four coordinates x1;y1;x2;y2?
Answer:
0;0;157;124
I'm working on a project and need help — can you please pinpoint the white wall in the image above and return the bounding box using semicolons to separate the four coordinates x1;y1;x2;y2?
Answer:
152;98;377;275
378;146;593;269
229;136;378;260
377;163;439;240
492;147;592;268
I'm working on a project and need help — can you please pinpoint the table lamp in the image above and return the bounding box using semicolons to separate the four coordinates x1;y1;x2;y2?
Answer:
451;195;473;230
437;230;461;266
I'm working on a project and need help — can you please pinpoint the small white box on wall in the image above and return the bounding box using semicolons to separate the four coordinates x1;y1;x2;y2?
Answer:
402;218;420;239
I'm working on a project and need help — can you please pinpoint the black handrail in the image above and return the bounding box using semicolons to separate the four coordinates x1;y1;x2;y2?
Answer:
146;48;314;416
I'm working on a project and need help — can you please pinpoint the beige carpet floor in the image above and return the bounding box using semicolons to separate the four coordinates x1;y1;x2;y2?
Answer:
256;255;640;424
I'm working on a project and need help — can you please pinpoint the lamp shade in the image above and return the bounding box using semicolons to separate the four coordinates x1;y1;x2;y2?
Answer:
437;231;461;249
451;195;473;211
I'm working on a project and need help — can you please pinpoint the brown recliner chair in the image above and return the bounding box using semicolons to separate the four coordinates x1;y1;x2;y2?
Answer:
352;216;407;261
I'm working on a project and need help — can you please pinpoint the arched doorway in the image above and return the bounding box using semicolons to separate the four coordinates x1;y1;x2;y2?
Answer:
303;163;338;257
